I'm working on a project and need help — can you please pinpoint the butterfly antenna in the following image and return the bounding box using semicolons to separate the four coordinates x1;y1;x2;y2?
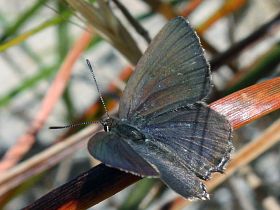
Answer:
50;60;109;130
49;121;99;129
86;59;110;120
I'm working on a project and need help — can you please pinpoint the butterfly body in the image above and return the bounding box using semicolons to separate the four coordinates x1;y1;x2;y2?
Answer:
107;118;147;142
88;16;233;200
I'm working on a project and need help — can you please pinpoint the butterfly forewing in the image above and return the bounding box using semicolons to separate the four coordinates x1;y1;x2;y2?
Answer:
119;16;211;120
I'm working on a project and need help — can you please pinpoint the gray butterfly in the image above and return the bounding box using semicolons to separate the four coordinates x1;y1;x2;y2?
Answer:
88;16;233;200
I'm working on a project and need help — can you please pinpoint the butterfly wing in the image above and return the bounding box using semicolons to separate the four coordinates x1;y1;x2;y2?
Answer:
119;16;211;119
88;132;159;177
122;103;232;199
121;129;210;200
142;103;233;180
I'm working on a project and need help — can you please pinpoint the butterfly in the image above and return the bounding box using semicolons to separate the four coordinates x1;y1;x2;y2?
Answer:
87;16;233;200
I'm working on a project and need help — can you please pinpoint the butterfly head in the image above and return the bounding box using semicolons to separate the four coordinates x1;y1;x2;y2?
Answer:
100;117;115;132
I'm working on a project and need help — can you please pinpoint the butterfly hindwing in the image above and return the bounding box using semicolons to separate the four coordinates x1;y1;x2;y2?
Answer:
140;103;233;180
88;132;159;177
121;131;210;199
119;16;211;119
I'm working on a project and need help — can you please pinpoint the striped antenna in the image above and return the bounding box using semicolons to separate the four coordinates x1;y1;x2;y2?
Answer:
49;121;99;129
49;59;110;130
86;59;110;120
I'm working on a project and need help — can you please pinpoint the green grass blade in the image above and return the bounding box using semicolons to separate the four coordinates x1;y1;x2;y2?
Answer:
0;65;57;107
0;0;49;42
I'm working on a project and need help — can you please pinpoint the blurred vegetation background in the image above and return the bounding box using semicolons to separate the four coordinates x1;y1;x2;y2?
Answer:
0;0;279;210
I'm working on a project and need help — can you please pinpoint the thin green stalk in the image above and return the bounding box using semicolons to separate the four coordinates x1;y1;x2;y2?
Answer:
0;13;71;52
0;65;57;107
119;179;158;210
0;13;43;73
223;43;280;96
56;2;76;121
0;0;48;42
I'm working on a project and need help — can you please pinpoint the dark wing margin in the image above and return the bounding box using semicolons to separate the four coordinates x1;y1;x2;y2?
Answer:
119;16;211;120
88;132;159;177
141;103;233;181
